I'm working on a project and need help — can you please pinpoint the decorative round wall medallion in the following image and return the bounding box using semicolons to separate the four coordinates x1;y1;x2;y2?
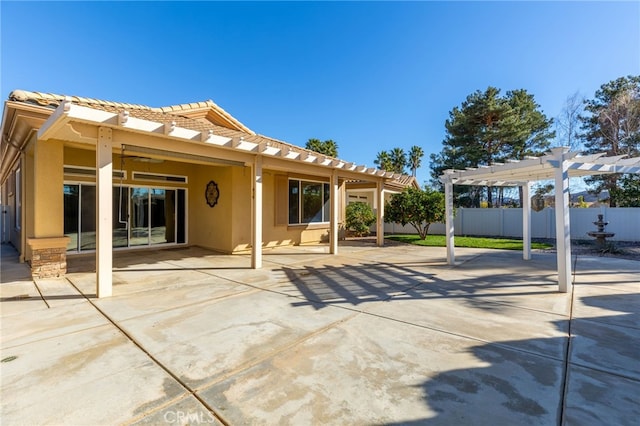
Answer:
205;180;220;207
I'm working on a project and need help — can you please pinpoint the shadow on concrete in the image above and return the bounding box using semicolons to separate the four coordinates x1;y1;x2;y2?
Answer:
382;292;640;425
0;243;32;284
381;336;567;425
281;261;558;310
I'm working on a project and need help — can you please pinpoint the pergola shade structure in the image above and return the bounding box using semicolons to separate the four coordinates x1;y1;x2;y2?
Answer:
440;147;640;293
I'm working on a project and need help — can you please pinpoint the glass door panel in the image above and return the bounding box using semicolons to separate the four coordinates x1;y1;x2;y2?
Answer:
113;187;129;248
177;189;186;244
163;190;176;244
64;185;79;251
130;188;149;246
80;185;96;250
150;189;168;245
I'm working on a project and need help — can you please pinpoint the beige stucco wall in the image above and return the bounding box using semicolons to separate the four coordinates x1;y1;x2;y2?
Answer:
24;150;34;261
59;146;347;255
189;164;234;253
259;172;331;250
33;139;64;238
230;166;252;252
63;147;249;254
64;147;200;181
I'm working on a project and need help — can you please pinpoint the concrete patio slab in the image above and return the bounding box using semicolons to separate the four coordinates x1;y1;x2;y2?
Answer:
569;318;640;380
0;281;46;316
33;277;85;308
130;395;223;425
1;300;110;348
573;256;640;292
367;296;568;360
571;286;639;330
113;289;357;389
1;242;638;425
199;312;564;425
1;324;187;425
562;364;640;426
90;278;259;322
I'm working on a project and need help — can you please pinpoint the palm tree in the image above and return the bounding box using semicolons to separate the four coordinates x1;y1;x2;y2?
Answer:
374;151;393;171
408;145;424;177
305;138;338;157
390;147;406;174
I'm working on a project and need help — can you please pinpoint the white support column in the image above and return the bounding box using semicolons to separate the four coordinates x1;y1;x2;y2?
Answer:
376;179;384;247
445;181;455;265
251;155;263;269
96;127;113;298
553;148;572;293
330;170;339;254
522;182;532;260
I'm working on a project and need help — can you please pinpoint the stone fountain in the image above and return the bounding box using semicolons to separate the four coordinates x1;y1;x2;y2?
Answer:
587;214;615;248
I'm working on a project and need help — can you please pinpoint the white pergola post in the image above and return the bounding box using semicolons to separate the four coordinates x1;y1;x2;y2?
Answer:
376;179;384;247
553;148;572;293
445;181;455;265
251;155;263;269
330;170;339;254
522;182;532;260
96;127;113;298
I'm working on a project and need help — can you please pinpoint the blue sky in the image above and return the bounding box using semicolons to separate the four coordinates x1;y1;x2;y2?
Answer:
1;1;639;187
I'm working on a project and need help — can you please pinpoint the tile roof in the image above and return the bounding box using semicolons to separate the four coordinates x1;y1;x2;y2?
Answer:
7;89;416;187
8;89;254;134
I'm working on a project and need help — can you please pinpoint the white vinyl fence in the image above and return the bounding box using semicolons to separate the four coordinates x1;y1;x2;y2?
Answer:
384;207;640;241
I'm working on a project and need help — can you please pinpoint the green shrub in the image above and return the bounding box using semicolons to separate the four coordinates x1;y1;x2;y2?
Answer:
345;202;375;236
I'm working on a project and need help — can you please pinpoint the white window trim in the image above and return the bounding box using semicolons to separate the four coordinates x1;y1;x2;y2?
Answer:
132;171;187;184
64;165;126;180
288;178;331;226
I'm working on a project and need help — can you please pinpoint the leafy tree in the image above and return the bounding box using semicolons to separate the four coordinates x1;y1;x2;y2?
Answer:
385;187;445;240
408;145;424;177
575;195;588;208
345;202;376;236
430;87;554;207
580;75;640;207
305;138;338;157
374;151;393;171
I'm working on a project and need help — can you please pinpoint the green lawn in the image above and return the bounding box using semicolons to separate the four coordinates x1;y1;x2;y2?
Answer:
386;234;553;250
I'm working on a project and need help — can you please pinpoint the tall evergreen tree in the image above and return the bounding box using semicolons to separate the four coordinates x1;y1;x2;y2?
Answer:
430;87;554;207
580;75;640;206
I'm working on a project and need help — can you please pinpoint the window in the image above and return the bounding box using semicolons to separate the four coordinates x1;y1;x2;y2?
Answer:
15;168;21;229
288;179;330;224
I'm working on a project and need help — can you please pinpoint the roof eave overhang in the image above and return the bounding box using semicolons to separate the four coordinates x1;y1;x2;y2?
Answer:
36;101;413;185
1;100;55;183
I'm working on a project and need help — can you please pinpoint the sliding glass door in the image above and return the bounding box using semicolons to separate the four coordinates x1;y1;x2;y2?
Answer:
64;183;186;252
